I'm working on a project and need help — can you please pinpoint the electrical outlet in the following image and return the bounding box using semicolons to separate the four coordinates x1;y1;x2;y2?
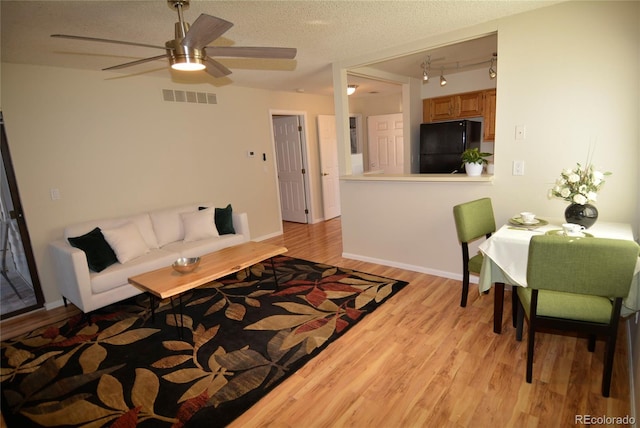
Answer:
50;188;61;200
512;160;525;176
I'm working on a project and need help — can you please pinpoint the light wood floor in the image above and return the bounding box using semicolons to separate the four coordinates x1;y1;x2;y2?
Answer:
1;218;632;427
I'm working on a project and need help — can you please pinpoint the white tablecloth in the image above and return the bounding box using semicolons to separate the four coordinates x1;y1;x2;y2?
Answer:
478;220;640;317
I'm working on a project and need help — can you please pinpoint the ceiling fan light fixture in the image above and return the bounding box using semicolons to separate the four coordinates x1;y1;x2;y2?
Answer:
171;57;206;71
167;40;206;71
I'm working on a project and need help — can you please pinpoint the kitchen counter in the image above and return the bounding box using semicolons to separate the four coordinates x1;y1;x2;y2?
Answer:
340;173;494;183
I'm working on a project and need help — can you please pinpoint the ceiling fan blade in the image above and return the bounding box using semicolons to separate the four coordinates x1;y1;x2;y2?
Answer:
182;14;234;50
51;34;166;50
205;46;297;59
204;57;232;78
102;54;168;71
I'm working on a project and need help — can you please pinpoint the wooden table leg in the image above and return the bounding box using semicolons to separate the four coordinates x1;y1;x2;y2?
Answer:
494;282;505;334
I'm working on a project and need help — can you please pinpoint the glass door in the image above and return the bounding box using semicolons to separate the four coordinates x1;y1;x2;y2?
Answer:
0;112;44;319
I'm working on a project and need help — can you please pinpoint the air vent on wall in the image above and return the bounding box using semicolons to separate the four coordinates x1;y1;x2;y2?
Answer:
162;89;217;105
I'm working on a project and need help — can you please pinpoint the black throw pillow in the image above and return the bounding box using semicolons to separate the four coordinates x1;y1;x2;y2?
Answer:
215;204;236;235
199;204;236;235
68;227;118;272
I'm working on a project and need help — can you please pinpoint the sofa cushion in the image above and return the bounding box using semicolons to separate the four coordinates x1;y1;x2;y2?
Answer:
181;208;219;242
162;233;245;258
150;204;199;247
68;227;118;272
64;213;159;250
125;214;160;249
90;249;179;294
102;222;150;264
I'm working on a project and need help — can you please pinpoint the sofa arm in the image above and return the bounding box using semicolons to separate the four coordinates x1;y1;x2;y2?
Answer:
49;239;93;313
232;212;250;242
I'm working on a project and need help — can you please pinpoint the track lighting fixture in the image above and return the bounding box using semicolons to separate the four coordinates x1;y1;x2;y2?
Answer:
489;57;497;79
422;55;431;82
420;54;497;87
347;84;358;95
439;68;447;86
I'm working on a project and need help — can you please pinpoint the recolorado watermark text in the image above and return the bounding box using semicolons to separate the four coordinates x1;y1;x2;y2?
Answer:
575;414;635;425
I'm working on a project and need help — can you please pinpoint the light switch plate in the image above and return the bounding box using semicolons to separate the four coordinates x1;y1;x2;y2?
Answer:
512;160;525;176
515;125;526;141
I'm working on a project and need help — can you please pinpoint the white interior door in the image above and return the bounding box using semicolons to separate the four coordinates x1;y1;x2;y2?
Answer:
367;113;404;174
273;115;308;223
317;115;341;220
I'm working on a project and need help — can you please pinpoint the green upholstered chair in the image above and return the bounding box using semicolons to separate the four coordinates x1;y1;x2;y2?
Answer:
453;198;496;307
516;235;639;397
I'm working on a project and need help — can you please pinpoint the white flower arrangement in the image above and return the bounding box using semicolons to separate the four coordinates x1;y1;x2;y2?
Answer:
548;163;610;205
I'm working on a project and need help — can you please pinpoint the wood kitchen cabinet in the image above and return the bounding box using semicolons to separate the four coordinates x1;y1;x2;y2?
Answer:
422;89;497;141
482;89;496;141
427;96;456;122
457;91;484;118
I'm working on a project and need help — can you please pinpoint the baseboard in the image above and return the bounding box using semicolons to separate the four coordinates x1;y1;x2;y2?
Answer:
44;299;65;311
341;252;479;284
254;230;283;242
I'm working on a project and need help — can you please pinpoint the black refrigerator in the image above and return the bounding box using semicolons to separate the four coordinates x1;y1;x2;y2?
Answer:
419;120;481;173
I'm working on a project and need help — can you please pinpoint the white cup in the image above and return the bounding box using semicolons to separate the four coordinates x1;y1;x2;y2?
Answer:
520;212;536;224
562;223;585;236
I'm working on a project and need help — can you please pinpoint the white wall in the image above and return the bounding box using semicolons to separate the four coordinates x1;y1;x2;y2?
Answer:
0;64;334;305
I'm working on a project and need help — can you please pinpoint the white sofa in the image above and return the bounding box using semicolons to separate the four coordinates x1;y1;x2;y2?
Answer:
49;202;250;313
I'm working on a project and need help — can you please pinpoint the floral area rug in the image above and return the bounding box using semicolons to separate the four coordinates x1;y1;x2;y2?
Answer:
1;256;408;427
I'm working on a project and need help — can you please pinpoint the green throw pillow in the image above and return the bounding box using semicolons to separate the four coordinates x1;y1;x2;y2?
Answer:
68;227;118;272
199;204;236;235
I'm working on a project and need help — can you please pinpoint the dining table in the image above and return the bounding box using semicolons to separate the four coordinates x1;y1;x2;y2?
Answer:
478;218;640;334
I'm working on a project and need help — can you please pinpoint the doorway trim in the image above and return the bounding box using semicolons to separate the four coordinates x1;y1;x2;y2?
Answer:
269;110;315;224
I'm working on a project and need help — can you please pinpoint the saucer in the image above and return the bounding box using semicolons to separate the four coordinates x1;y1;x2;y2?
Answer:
509;217;548;228
545;229;593;238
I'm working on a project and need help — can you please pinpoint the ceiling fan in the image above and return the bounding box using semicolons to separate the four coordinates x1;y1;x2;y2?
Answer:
50;0;297;78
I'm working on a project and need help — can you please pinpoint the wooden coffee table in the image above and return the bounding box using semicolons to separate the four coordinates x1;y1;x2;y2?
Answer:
129;241;287;337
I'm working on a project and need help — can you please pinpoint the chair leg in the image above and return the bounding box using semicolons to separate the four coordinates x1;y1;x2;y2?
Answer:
511;287;518;328
602;333;617;397
526;324;535;383
460;271;469;307
588;334;596;352
516;299;525;342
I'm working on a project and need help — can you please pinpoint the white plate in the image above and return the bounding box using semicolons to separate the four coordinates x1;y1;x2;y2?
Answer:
509;216;548;227
545;229;593;238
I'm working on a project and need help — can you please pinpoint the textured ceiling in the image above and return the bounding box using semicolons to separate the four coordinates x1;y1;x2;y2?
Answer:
1;1;560;97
